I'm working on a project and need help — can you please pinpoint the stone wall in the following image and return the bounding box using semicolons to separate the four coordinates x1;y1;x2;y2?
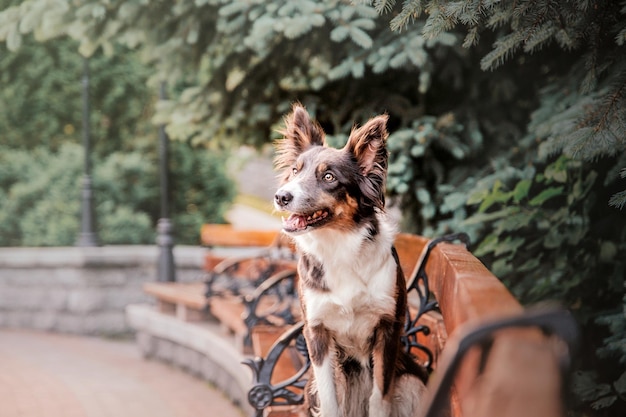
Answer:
0;246;206;336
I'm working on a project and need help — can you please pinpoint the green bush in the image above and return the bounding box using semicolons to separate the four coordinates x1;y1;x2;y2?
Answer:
97;205;153;245
169;141;236;244
0;142;235;246
0;36;154;155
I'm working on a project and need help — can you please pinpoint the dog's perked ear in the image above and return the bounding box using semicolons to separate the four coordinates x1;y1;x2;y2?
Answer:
274;103;326;175
344;115;389;209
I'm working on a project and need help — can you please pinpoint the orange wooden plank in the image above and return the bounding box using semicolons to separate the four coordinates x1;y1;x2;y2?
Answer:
204;254;227;271
394;233;429;279
458;328;563;417
143;282;207;310
410;310;447;369
418;239;526;417
209;296;248;335
251;325;307;417
201;224;280;247
425;241;522;335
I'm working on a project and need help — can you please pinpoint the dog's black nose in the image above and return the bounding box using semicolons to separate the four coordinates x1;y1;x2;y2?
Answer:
274;190;293;207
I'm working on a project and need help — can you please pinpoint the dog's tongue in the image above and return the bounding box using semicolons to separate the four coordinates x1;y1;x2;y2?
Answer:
283;213;308;232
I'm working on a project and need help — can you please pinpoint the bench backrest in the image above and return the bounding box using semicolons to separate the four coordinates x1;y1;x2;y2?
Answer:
201;224;283;248
413;238;572;417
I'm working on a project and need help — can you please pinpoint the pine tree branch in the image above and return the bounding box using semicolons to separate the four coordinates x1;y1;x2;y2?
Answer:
390;0;424;32
463;25;480;48
480;30;525;70
523;21;556;53
596;79;626;138
609;189;626;210
588;76;626;137
422;6;456;40
373;0;396;14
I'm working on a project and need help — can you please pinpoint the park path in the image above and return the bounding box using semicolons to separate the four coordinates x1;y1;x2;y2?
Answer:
0;329;244;417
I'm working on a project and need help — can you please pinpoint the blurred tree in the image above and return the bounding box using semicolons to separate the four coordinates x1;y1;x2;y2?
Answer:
0;0;463;144
0;22;235;245
0;141;234;246
0;36;153;155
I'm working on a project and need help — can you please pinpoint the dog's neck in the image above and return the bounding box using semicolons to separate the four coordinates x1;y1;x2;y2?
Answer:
292;210;396;276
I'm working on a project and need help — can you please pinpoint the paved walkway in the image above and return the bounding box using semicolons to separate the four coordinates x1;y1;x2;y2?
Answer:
0;329;244;417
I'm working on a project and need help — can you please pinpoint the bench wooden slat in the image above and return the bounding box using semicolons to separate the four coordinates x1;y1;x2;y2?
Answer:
201;224;280;247
143;282;207;308
204;254;228;272
209;296;248;334
421;240;525;416
394;233;429;279
209;294;302;351
458;328;564;417
409;309;447;369
143;282;208;322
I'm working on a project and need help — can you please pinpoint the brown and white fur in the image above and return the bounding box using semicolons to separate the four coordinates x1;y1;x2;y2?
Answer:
273;104;427;417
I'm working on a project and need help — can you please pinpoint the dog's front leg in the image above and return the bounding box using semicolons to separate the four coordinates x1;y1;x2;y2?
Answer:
305;324;340;417
370;316;400;417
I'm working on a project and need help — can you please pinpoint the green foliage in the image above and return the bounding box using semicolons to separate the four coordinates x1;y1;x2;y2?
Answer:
0;34;154;155
169;141;237;244
372;1;626;414
0;142;234;246
0;0;465;148
0;28;235;246
0;144;82;246
377;0;626;210
465;155;625;311
572;369;626;411
386;113;483;235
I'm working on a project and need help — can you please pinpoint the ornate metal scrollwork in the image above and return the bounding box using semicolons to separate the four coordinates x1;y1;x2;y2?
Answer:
242;322;310;417
205;253;282;299
242;270;299;346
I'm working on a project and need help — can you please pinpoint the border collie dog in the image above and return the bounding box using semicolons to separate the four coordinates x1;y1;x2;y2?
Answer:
274;104;427;417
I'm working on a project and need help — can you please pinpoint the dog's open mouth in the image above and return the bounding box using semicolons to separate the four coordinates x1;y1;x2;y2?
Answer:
282;209;331;233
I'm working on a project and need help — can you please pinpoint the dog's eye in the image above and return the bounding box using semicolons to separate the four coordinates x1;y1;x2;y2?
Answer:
323;172;335;182
292;167;298;175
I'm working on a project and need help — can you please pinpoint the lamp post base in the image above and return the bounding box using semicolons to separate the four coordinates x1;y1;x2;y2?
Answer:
156;218;176;282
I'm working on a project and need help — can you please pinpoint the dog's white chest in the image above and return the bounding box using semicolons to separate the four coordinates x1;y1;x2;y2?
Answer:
296;221;398;349
303;259;396;344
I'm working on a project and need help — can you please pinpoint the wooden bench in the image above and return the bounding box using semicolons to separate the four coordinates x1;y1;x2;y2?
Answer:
202;224;298;351
143;224;298;353
243;233;579;417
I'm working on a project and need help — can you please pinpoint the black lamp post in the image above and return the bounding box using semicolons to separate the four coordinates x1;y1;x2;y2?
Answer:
76;56;99;247
156;81;176;282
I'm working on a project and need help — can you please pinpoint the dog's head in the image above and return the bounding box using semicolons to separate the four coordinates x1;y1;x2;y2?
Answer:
274;103;389;235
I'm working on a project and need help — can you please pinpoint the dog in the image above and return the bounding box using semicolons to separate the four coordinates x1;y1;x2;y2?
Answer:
273;104;428;417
